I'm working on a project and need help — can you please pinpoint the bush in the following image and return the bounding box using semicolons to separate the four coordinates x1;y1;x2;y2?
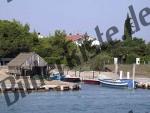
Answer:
90;53;112;70
126;53;138;64
141;56;150;64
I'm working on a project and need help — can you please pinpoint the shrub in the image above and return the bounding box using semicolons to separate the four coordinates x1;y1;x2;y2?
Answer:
90;53;112;70
126;53;139;64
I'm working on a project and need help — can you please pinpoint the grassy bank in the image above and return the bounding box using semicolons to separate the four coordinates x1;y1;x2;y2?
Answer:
106;64;150;77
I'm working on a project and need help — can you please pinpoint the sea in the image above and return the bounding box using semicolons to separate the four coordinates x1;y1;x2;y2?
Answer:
0;84;150;113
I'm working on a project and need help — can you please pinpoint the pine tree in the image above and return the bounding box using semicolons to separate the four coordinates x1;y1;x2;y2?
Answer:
123;14;132;40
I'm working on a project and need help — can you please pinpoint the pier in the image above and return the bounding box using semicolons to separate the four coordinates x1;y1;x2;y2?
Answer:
136;82;150;89
0;79;80;93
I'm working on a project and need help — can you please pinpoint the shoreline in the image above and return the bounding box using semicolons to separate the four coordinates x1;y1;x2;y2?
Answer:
1;66;150;92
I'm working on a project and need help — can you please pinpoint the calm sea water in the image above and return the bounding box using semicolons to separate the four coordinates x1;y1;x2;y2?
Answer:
0;84;150;113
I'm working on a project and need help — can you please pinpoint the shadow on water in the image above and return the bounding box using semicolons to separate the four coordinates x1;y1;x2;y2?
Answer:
128;110;149;113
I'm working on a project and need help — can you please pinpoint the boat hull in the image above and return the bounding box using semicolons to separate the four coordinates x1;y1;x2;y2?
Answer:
100;82;128;89
63;77;81;83
99;79;136;89
82;79;100;85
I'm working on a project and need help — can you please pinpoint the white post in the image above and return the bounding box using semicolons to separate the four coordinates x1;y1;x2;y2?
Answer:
115;64;118;75
132;64;136;89
120;71;123;79
114;58;118;74
127;72;130;79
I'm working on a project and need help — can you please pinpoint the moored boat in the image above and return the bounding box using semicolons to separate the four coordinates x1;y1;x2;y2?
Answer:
63;74;80;83
99;79;137;89
63;77;81;83
49;72;80;83
49;72;65;81
82;79;100;85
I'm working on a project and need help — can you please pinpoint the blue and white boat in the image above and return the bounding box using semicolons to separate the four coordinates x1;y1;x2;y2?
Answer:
99;79;137;89
49;72;65;81
49;72;80;83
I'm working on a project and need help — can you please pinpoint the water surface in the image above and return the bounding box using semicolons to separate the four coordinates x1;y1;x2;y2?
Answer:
0;84;150;113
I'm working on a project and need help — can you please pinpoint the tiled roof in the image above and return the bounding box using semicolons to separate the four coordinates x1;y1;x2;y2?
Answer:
66;34;83;41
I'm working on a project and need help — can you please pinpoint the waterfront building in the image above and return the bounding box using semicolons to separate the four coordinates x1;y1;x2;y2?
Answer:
7;52;48;76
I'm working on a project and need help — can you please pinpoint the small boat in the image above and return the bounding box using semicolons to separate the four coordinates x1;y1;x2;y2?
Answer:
99;79;137;89
49;72;80;83
63;74;80;83
63;77;81;83
49;72;65;81
82;79;100;85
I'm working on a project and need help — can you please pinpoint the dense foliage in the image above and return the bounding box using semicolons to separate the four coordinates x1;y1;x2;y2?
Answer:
0;20;39;58
0;19;150;70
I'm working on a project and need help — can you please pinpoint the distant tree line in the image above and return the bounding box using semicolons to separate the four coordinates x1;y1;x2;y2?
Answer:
0;19;150;70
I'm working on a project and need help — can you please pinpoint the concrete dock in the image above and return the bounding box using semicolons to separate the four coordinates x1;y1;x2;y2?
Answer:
0;79;81;93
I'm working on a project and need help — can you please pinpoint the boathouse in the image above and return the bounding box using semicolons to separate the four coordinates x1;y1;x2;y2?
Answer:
7;52;48;76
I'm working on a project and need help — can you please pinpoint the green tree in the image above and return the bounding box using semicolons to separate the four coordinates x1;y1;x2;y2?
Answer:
126;53;139;64
90;53;112;70
0;20;38;58
40;30;80;68
79;33;99;62
122;14;133;40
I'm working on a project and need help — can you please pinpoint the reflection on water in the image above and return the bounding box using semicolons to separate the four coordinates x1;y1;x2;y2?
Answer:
0;84;150;113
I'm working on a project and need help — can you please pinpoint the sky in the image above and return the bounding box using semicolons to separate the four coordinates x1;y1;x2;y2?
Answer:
0;0;150;42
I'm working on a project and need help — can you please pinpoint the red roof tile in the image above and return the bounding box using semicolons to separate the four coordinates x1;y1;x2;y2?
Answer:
66;34;83;41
